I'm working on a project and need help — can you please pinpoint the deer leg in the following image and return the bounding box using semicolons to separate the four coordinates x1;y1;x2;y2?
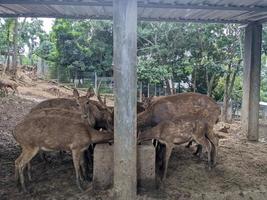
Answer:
15;151;25;186
39;151;48;163
152;139;158;147
195;137;212;170
17;147;39;192
58;150;65;160
27;163;32;181
4;87;8;96
194;144;203;157
185;140;193;148
80;151;90;181
206;132;217;167
162;144;173;181
207;139;217;167
206;141;212;170
72;149;84;191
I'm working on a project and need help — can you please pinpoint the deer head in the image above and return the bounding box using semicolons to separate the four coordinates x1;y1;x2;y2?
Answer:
73;88;113;131
73;88;99;127
96;93;114;131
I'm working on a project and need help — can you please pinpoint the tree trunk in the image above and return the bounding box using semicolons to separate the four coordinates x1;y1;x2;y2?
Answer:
5;25;11;73
222;64;231;122
139;82;142;101
171;79;176;94
12;18;18;76
165;79;172;95
147;83;150;97
41;59;45;75
192;67;197;92
29;41;34;66
206;69;215;97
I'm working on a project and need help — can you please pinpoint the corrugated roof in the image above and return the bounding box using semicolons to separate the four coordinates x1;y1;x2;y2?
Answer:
1;0;267;24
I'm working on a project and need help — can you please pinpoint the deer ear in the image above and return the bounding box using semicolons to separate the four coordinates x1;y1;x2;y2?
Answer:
73;88;79;99
86;87;95;98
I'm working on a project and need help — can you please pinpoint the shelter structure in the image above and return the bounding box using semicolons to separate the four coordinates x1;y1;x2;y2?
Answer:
0;0;266;199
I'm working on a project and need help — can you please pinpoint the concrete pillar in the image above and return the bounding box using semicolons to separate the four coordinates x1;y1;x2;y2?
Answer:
113;0;137;199
93;144;155;190
242;22;262;141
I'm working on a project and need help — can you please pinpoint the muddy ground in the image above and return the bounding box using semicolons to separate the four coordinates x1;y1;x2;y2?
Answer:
1;95;267;200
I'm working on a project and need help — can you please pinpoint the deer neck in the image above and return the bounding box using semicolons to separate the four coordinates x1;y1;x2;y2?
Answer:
137;111;152;129
90;130;113;144
139;126;160;142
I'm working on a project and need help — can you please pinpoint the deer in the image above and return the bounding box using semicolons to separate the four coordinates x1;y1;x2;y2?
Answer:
137;92;220;154
0;79;18;95
13;111;113;192
30;88;113;131
73;88;114;131
22;88;113;181
22;107;98;181
138;116;218;181
138;92;220;129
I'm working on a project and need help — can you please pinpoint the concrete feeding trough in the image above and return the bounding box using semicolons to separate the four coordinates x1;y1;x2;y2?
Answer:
259;123;267;142
93;143;156;190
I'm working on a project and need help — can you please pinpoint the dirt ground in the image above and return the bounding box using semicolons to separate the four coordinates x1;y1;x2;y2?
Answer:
0;90;267;199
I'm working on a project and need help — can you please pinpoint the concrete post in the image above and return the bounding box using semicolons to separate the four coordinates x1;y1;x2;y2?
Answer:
113;0;137;199
242;22;262;141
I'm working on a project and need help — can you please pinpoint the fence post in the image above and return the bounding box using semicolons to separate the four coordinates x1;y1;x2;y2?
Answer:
139;82;142;101
147;83;150;97
94;72;98;94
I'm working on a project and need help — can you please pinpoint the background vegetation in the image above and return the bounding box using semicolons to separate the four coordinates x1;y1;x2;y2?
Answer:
1;18;267;119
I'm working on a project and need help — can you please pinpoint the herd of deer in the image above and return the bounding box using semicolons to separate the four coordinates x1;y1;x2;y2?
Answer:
11;87;221;192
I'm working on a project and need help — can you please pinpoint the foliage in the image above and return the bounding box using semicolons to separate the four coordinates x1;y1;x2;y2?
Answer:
2;18;267;104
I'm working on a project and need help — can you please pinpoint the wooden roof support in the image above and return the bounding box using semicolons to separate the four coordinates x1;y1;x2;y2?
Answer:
242;22;262;141
113;0;137;199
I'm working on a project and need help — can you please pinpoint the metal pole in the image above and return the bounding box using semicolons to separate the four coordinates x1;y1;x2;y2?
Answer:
147;83;150;97
139;81;142;101
94;72;98;94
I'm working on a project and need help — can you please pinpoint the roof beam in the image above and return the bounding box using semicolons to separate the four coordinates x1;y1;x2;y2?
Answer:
1;0;267;12
258;18;267;23
0;4;17;13
0;13;249;24
141;17;248;24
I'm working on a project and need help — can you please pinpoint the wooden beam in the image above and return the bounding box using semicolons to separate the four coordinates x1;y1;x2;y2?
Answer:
113;0;137;199
242;22;262;141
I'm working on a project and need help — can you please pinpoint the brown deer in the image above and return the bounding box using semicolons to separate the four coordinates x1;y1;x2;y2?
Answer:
30;88;113;131
138;92;220;130
137;93;220;154
73;88;113;131
0;79;18;95
138;116;218;180
137;101;146;113
13;113;113;192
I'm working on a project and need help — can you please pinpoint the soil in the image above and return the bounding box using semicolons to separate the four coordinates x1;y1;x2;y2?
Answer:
0;85;267;199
